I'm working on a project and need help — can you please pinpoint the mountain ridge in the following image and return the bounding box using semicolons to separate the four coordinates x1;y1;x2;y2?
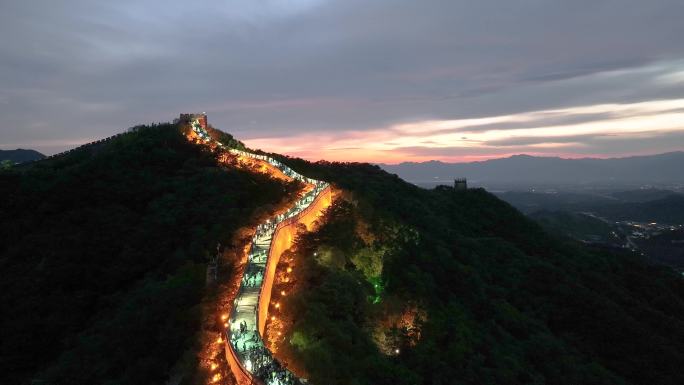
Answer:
382;151;684;166
379;151;684;187
0;148;45;163
3;122;684;385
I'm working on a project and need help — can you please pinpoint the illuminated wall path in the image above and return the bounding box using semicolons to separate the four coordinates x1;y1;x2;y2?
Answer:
188;120;331;385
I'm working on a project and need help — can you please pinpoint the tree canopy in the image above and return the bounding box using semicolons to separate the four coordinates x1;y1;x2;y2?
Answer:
270;155;684;385
0;124;297;384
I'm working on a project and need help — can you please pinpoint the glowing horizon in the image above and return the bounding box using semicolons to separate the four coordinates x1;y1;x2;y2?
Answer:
3;1;684;164
5;97;683;165
241;98;684;164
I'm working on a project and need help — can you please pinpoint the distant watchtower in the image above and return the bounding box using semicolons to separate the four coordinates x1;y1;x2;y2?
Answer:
178;113;208;129
454;178;468;190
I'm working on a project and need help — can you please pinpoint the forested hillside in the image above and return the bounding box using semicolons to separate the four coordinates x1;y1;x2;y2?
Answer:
0;124;298;384
269;156;684;385
3;123;684;385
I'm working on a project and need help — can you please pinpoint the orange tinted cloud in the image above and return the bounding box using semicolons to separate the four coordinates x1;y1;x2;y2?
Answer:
243;98;684;163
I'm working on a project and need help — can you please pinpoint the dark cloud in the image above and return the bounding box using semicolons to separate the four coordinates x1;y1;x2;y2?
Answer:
1;0;684;157
562;130;684;156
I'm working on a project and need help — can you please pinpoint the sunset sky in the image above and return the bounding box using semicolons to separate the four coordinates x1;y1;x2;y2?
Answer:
1;0;683;163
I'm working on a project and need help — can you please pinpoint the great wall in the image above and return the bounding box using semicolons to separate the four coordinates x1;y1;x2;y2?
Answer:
184;114;332;385
34;114;331;384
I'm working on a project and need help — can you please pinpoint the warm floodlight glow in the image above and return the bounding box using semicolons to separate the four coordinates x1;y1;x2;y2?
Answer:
183;115;332;385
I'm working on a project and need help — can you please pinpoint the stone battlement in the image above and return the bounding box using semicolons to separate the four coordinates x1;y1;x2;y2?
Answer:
178;113;208;129
454;178;468;190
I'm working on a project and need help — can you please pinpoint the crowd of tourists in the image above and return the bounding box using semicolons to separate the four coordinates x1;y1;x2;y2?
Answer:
242;266;264;288
193;125;327;385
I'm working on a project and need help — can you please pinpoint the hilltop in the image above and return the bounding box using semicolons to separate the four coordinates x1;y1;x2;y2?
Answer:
0;148;45;164
0;123;300;384
2;122;684;385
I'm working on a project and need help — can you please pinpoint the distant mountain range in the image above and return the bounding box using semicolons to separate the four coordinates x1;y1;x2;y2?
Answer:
379;152;684;189
499;188;684;223
0;149;45;163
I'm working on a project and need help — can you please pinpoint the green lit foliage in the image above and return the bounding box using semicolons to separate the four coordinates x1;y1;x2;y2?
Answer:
0;159;13;170
274;155;684;385
350;246;384;281
368;276;384;304
313;245;346;270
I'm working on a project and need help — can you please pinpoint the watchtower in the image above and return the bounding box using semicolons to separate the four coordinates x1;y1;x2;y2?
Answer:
454;178;468;190
178;113;208;129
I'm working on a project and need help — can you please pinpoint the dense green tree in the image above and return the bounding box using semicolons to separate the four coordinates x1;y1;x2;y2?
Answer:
273;155;684;385
4;124;684;385
0;124;298;384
